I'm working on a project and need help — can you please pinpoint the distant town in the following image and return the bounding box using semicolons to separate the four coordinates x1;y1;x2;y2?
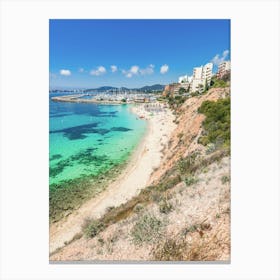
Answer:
50;60;231;104
164;60;230;96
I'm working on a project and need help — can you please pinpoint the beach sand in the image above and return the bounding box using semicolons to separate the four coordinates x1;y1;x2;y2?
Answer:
49;103;176;254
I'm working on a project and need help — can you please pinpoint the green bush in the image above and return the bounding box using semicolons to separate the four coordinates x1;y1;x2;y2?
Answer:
206;143;216;154
210;77;227;88
184;176;198;186
179;87;187;94
221;175;230;184
177;153;198;175
84;220;105;238
198;98;230;148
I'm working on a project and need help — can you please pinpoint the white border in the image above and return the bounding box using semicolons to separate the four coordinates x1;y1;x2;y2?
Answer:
0;0;279;279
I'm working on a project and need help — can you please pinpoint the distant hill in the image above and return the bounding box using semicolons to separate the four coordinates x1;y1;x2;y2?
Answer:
119;87;130;91
84;86;118;93
83;84;165;93
97;86;118;91
138;84;165;92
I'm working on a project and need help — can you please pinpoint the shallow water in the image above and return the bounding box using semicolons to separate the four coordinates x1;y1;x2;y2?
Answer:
49;93;146;187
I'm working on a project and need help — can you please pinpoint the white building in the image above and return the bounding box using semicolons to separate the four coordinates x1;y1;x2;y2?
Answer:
179;82;190;92
202;63;213;85
193;67;203;80
190;62;213;93
190;78;205;93
217;61;231;79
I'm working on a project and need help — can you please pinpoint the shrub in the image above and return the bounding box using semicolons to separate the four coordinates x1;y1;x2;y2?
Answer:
157;175;181;192
210;76;228;88
133;203;144;213
159;200;173;214
184;176;198;186
179;87;187;94
84;219;105;238
151;192;163;203
221;175;230;184
131;214;163;245
177;153;198;175
152;238;186;261
206;143;216;154
198;98;230;148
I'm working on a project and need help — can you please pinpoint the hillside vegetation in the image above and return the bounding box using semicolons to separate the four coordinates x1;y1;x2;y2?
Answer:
50;85;231;261
198;97;230;148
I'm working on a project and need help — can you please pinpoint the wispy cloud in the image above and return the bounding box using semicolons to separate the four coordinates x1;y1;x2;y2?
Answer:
78;68;85;73
90;66;106;76
122;64;155;78
122;65;139;78
110;65;118;73
60;69;71;76
211;50;230;66
160;64;169;74
139;64;154;75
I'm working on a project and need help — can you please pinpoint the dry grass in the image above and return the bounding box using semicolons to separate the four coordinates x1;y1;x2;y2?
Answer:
130;214;164;245
82;148;229;240
152;217;230;261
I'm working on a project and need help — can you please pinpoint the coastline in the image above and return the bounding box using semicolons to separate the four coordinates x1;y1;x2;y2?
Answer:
51;94;152;105
50;103;176;254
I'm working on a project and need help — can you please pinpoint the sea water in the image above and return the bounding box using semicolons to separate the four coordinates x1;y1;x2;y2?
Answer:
49;93;147;188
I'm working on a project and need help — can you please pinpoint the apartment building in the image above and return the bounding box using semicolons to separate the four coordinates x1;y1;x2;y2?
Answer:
202;63;213;85
217;61;231;79
193;67;203;80
190;62;213;93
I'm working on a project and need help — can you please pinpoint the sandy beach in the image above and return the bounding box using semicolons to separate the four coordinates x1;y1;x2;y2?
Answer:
49;103;176;254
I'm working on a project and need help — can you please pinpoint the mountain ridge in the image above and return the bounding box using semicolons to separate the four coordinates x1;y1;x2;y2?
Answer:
50;84;165;93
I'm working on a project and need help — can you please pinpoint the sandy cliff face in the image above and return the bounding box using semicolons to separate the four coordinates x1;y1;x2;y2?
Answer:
149;87;230;186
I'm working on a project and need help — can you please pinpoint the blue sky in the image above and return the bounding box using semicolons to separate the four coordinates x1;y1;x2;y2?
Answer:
49;19;230;89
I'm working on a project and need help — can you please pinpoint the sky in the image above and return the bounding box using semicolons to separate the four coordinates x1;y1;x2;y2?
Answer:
49;19;230;89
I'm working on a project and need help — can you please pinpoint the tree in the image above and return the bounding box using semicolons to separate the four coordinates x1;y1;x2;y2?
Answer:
179;87;187;95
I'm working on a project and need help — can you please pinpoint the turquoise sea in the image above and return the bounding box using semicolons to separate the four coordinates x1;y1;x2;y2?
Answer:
49;93;146;188
49;92;147;221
